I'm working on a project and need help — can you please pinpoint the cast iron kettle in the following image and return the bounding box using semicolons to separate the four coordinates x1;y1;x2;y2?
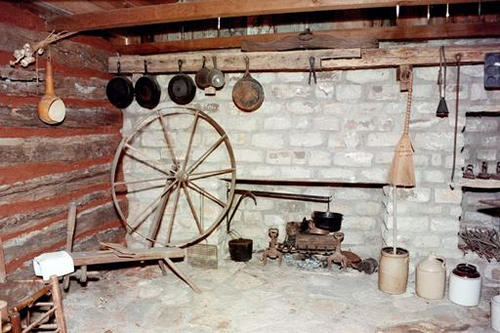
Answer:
106;60;134;109
232;56;264;112
168;59;196;105
135;60;161;109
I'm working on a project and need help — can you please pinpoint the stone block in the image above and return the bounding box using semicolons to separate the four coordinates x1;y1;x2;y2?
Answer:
460;65;483;78
374;152;394;164
318;168;356;181
271;84;312;99
287;100;320;114
345;69;392;83
314;82;335;99
400;188;431;203
476;149;497;161
279;72;307;83
289;132;325;147
441;237;458;249
141;131;164;147
368;84;400;101
336;84;362;101
430;217;459;232
423;170;445;183
411;84;436;99
333;151;373;167
366;132;400;147
266;151;292;165
431;154;442;167
308;151;331;166
264;117;292;130
413;234;441;248
251;133;285;148
343;232;366;245
354;201;381;216
466;118;499;132
414;132;454;151
249;165;276;177
470;83;487;101
280;166;312;178
434;188;462;204
360;168;387;182
263;214;285;227
328;132;361;148
234;149;264;163
312;117;341;131
293;116;311;129
415;67;439;81
398;216;429;232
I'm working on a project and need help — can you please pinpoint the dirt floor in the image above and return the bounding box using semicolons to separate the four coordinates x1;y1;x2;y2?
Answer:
61;255;498;333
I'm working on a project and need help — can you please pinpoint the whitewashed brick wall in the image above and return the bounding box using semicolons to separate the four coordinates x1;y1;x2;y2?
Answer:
121;63;499;262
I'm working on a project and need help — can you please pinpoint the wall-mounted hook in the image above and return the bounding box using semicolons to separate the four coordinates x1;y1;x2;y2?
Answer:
427;4;431;22
446;3;450;20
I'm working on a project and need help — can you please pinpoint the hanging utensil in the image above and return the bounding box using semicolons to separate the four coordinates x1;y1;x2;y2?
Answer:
436;46;449;118
308;56;317;85
388;69;415;188
450;53;462;185
208;56;225;89
168;59;196;105
106;59;134;109
38;53;65;124
135;60;161;109
195;56;211;89
232;56;264;112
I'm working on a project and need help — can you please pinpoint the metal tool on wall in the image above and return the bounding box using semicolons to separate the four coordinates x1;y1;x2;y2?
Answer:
450;53;462;186
308;56;317;85
106;58;134;109
135;60;161;109
436;46;449;117
232;56;264;112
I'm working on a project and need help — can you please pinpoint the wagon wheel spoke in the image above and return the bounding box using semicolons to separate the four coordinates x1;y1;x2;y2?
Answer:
189;168;235;181
187;181;226;208
114;176;171;187
148;181;175;246
129;180;177;233
182;111;200;170
124;144;172;175
186;134;227;174
181;184;203;234
166;185;182;243
156;109;179;168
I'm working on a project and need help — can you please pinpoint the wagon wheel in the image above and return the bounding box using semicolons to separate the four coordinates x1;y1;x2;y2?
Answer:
111;107;236;248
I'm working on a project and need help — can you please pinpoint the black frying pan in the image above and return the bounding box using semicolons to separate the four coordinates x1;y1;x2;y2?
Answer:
168;59;196;105
135;60;161;109
106;61;134;109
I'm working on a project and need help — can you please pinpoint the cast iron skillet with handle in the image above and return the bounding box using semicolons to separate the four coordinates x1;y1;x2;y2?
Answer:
106;60;134;109
168;59;196;105
135;60;161;109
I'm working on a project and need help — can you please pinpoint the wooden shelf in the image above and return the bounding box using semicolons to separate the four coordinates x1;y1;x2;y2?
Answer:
221;178;388;188
459;178;500;189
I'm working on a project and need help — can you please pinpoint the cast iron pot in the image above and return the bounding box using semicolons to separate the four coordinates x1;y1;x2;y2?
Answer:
228;238;253;262
135;60;161;109
106;61;134;109
168;59;196;105
312;211;343;232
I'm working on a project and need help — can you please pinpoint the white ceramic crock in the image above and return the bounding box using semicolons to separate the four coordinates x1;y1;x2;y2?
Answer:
448;263;481;307
492;295;500;332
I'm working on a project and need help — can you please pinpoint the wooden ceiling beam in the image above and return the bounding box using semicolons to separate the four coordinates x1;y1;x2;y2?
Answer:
47;0;496;32
116;21;500;55
108;43;500;73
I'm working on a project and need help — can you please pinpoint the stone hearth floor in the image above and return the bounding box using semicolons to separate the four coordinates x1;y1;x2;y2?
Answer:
63;257;495;332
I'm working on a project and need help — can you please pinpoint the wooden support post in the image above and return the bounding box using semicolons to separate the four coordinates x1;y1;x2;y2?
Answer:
50;275;67;333
0;237;6;283
10;311;21;333
63;203;77;290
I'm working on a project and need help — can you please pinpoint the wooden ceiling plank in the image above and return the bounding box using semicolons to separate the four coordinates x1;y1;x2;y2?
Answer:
108;44;500;73
47;0;497;32
116;21;500;55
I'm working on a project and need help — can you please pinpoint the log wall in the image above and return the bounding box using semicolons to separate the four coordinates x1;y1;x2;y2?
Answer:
0;1;126;274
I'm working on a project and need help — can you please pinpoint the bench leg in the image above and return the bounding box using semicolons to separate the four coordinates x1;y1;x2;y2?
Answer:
162;257;201;293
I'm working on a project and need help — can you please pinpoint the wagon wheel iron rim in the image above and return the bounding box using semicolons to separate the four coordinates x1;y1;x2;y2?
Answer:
110;106;237;248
